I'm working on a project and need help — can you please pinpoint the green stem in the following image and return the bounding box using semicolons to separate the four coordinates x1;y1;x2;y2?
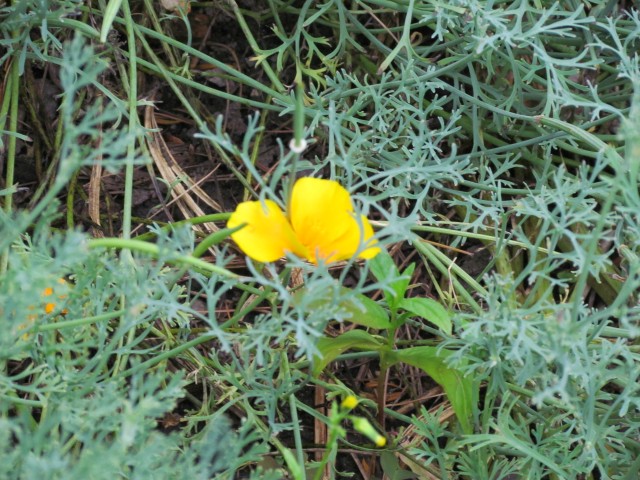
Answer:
47;11;287;104
293;82;305;148
121;0;138;241
283;353;305;472
115;331;220;378
1;54;20;273
0;61;13;141
243;98;271;201
406;222;554;254
32;310;125;332
87;237;238;278
414;240;485;313
377;0;415;73
227;0;286;93
374;307;395;428
191;227;237;258
312;418;340;480
132;213;231;241
66;172;78;228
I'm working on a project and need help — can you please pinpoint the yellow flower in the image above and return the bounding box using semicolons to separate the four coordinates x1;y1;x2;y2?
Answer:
227;177;379;264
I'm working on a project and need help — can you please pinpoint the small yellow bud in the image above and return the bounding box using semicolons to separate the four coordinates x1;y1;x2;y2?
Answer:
341;395;358;410
351;417;386;448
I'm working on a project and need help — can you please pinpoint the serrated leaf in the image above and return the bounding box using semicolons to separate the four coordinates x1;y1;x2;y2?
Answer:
398;297;452;335
392;347;475;434
313;330;384;376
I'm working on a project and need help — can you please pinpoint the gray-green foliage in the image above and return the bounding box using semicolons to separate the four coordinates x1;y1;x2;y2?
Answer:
0;228;276;479
264;0;640;477
364;1;640;477
2;0;640;478
0;29;273;479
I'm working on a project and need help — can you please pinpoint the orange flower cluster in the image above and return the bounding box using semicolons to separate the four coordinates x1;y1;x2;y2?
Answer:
19;279;68;339
42;278;69;315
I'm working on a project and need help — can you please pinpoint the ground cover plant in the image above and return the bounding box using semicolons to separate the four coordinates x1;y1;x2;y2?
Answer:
1;0;639;478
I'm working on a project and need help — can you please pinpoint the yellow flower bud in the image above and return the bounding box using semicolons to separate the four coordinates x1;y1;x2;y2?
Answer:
341;395;358;410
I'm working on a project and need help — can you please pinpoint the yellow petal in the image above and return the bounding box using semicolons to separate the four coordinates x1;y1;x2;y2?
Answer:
352;214;381;260
289;177;379;263
319;212;379;263
228;199;308;263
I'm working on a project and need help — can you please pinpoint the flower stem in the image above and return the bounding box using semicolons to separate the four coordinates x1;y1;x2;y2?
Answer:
377;323;397;429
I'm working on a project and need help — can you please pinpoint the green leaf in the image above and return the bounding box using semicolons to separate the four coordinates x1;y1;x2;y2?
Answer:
398;297;452;335
313;330;384;376
396;263;416;302
344;290;390;329
391;347;475;434
369;249;398;281
369;250;414;310
294;286;390;330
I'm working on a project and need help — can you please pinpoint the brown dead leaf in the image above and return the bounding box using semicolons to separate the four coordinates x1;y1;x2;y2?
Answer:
144;105;221;235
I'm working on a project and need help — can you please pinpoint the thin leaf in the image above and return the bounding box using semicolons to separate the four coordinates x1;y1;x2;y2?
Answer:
280;448;304;480
100;0;124;43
